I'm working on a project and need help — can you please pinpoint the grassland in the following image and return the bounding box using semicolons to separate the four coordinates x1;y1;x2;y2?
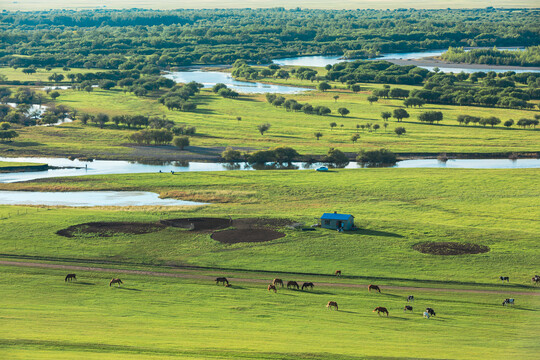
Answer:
1;168;538;284
2;0;538;11
0;160;45;168
2;84;539;160
0;67;106;83
1;264;539;360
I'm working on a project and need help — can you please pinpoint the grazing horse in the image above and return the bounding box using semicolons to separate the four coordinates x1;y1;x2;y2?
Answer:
326;301;338;311
301;282;314;290
268;284;277;293
404;305;413;312
407;295;414;302
65;274;77;282
500;276;509;283
109;278;123;287
373;307;389;316
502;298;514;306
426;307;436;316
215;277;229;286
287;281;299;289
423;311;430;319
368;284;381;293
272;278;284;287
532;275;540;285
335;270;342;277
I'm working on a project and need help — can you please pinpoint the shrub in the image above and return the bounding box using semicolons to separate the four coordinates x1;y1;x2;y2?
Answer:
221;147;243;162
356;149;397;166
173;136;190;150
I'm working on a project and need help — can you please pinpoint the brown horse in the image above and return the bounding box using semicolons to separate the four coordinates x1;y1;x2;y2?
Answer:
335;270;342;277
404;305;413;312
65;274;77;282
109;278;123;287
273;278;284;287
373;307;389;316
268;284;277;293
301;282;314;290
287;281;299;289
368;284;381;293
327;301;338;310
215;277;229;286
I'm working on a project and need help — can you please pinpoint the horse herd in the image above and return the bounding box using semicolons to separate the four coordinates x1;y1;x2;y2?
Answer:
65;271;538;315
215;276;436;318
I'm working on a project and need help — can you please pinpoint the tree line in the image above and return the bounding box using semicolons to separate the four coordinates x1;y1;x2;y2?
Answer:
441;46;540;67
1;8;538;69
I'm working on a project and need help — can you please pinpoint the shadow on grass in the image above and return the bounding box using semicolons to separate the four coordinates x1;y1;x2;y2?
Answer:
342;228;404;238
73;281;95;286
114;287;142;292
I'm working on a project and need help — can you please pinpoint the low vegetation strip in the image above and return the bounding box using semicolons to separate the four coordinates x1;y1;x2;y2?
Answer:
0;161;47;173
0;260;536;296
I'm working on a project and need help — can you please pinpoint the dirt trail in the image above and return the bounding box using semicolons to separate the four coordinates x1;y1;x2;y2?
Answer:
1;260;538;296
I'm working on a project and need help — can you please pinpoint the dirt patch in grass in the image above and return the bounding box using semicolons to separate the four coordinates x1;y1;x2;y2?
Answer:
160;217;232;231
413;242;490;255
57;222;167;238
211;229;286;244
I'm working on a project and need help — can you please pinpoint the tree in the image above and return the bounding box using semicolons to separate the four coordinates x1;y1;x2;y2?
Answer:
394;127;406;136
351;84;361;93
504;119;514;128
381;111;391;121
367;95;378;105
356;149;397;166
351;134;359;143
403;97;425;108
22;67;36;75
48;73;64;83
0;130;18;142
329;122;337;130
314;132;323;140
221;147;243;162
257;123;271;135
333;95;339;102
173;136;190;150
383;122;389;132
0;122;11;130
318;82;331;92
322;148;349;167
236;116;242;122
338;107;350;117
418;111;443;124
50;91;60;100
99;80;116;90
273;146;299;164
94;113;109;129
373;124;380;132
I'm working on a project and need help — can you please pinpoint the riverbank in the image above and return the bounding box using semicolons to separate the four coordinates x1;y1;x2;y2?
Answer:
387;57;540;72
0;161;48;173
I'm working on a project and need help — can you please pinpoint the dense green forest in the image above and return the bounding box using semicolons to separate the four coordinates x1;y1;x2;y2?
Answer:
1;8;539;68
441;46;540;66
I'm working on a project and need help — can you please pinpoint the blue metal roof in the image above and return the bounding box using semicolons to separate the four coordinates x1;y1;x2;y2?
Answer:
321;213;354;220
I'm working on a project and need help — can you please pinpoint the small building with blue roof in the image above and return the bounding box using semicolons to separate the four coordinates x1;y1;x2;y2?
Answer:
320;212;355;231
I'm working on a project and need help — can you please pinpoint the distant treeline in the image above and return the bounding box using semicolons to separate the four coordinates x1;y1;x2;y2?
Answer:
441;46;540;67
0;8;538;68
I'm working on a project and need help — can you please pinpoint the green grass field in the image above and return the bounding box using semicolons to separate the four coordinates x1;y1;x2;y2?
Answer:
2;85;538;160
0;67;106;83
1;168;538;284
1;265;538;360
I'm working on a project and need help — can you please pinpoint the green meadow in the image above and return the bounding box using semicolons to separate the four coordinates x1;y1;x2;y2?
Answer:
1;265;538;360
3;84;539;160
1;168;538;285
0;67;107;83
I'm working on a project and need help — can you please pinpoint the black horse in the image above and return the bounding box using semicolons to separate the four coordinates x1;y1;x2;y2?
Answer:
301;282;314;290
426;307;436;316
215;277;229;286
65;274;77;282
287;281;299;289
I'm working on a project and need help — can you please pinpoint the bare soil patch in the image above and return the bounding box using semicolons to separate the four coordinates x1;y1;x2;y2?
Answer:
160;217;232;231
413;242;490;255
57;222;167;238
211;229;285;244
